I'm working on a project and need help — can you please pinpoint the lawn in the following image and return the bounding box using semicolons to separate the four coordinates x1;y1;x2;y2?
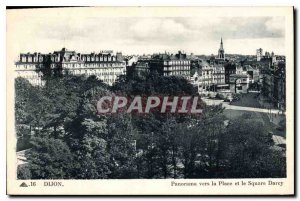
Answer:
231;92;261;108
223;109;286;138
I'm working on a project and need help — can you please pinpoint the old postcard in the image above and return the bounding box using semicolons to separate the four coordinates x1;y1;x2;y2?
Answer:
6;7;294;195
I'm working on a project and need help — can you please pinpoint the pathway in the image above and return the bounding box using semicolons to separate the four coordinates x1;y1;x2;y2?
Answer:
202;98;283;114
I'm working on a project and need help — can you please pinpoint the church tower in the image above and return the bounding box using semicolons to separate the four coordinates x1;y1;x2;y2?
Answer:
218;37;225;60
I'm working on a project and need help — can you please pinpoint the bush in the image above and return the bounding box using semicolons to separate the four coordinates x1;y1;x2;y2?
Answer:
17;165;31;179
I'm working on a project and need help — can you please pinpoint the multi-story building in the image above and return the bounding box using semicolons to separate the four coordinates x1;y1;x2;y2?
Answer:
191;58;227;95
15;48;126;86
256;48;263;61
259;50;286;111
273;61;286;110
261;59;286;110
190;59;213;94
229;74;250;94
211;38;226;89
135;60;150;76
134;51;191;80
125;55;139;67
212;63;225;86
15;52;44;85
224;62;236;84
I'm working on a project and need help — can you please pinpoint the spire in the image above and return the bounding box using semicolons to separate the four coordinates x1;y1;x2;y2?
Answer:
220;37;223;50
218;37;225;60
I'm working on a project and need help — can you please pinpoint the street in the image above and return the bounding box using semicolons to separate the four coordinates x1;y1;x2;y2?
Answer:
202;98;283;114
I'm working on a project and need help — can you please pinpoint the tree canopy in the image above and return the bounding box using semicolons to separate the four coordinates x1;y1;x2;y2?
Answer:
16;72;286;179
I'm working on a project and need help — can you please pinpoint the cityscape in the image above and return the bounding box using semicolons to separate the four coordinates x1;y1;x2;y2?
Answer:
7;7;287;180
15;38;286;111
4;5;296;197
15;38;287;179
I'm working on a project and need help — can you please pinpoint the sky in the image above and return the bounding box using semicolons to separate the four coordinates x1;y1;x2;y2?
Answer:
8;9;286;56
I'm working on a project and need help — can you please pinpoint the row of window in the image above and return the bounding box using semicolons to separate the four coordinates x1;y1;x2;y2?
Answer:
17;74;41;79
164;60;190;65
68;71;123;76
20;57;42;63
102;79;116;84
20;55;119;63
17;69;124;77
66;68;124;73
16;64;36;70
82;56;117;62
168;71;189;76
17;71;39;76
17;63;125;70
164;66;190;71
62;63;124;68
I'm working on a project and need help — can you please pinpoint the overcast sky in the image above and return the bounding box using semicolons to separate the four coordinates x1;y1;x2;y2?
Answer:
8;10;286;56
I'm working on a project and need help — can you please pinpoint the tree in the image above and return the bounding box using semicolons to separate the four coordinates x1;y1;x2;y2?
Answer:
25;137;74;179
17;164;32;179
15;77;49;150
15;77;33;126
112;71;197;96
15;78;35;150
106;113;138;178
223;118;286;178
62;82;116;179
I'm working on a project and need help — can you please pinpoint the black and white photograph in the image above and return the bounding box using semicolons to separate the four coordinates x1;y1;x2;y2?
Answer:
6;6;294;195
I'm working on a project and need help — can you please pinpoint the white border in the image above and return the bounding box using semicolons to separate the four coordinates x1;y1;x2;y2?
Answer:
1;1;299;200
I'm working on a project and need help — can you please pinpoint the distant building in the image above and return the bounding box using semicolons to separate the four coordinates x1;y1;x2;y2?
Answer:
15;52;44;85
217;38;225;61
273;61;286;110
224;62;236;84
261;59;286;110
256;48;263;61
125;55;139;67
191;57;228;95
15;48;126;86
212;63;226;86
245;65;260;83
135;51;191;80
135;60;150;76
229;74;250;94
190;59;213;95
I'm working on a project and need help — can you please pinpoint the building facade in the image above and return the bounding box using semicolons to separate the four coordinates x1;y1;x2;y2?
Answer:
229;74;250;94
190;59;214;95
224;62;236;84
212;63;226;86
261;60;286;110
15;48;126;86
256;48;263;61
273;61;286;110
135;60;150;76
134;51;191;80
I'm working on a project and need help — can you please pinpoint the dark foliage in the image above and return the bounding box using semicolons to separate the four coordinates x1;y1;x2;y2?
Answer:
15;72;286;179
